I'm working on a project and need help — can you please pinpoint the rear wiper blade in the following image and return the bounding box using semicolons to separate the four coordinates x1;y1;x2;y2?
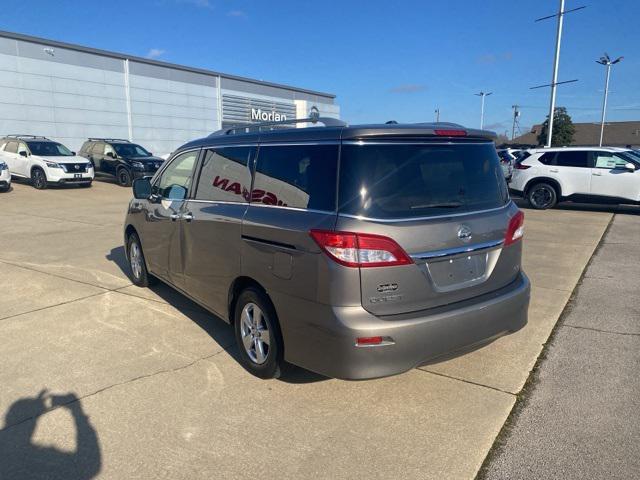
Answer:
411;202;463;209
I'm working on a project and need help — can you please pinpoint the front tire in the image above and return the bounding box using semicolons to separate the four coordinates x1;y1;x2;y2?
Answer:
31;168;47;190
234;288;285;379
527;182;558;210
117;168;132;187
127;233;157;287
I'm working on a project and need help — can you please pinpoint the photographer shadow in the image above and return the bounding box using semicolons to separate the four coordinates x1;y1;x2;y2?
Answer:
0;390;101;480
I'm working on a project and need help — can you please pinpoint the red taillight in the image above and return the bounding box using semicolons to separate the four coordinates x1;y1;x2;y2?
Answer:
514;163;531;170
309;230;413;268
356;336;383;346
434;129;467;137
504;210;524;246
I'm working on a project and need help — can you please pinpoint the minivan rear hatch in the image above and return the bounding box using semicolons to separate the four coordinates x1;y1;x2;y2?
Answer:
334;140;521;316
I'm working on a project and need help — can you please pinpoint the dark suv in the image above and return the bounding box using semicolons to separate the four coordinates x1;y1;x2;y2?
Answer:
124;118;530;380
79;139;164;187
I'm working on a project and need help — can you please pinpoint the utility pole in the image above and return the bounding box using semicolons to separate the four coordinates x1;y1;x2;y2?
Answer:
435;108;440;122
596;54;623;146
533;1;585;147
545;0;564;147
475;91;492;130
511;105;520;140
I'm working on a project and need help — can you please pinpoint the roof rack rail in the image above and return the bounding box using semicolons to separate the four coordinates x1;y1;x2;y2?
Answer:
209;115;348;137
87;138;131;142
5;134;50;140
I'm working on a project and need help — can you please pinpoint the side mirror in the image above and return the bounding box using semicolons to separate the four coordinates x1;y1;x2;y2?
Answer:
106;151;115;158
71;151;76;156
19;151;28;157
132;177;152;199
624;162;636;172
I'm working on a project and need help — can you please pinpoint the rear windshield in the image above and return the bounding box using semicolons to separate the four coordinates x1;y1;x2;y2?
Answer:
338;142;509;219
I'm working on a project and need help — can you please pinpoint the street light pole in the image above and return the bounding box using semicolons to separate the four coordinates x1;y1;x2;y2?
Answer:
597;54;623;147
435;108;440;122
475;91;492;130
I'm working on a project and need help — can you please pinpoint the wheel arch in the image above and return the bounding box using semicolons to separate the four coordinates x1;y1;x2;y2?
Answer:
30;164;46;177
124;224;138;260
524;176;563;198
228;276;271;324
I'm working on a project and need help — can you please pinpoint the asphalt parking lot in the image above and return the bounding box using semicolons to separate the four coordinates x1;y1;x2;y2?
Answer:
0;180;615;479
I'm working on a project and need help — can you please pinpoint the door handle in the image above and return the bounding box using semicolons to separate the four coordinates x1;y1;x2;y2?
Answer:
170;213;181;221
592;172;602;176
549;169;559;173
182;212;194;222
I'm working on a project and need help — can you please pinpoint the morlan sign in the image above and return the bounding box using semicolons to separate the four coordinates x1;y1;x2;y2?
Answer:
251;108;287;122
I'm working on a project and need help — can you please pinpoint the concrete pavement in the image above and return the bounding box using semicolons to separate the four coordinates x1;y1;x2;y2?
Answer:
480;212;640;480
0;181;614;479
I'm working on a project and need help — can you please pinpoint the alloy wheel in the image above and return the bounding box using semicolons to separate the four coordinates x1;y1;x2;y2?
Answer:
129;241;143;280
32;170;46;189
531;186;554;209
240;303;271;365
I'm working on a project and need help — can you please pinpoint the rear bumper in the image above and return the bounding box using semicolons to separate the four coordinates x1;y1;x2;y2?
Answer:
273;272;530;380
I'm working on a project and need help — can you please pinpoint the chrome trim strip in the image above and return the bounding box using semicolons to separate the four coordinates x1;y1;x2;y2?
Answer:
187;199;247;206
341;141;493;146
247;203;336;215
338;202;511;223
256;141;341;146
410;239;504;261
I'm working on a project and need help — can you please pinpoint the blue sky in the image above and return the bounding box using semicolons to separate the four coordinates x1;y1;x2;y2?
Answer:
2;0;639;135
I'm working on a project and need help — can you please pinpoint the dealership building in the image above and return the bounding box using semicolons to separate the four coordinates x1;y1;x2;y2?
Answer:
0;30;339;155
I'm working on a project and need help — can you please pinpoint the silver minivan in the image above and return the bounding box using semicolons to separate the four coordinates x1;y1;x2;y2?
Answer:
124;119;530;380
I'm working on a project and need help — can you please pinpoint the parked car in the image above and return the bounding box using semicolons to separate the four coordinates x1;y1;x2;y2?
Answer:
497;149;520;181
510;146;640;209
123;119;530;380
0;159;11;191
0;135;93;189
78;139;164;187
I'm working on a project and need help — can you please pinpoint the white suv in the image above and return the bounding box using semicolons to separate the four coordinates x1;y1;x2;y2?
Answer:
510;147;640;209
0;135;94;189
0;159;10;192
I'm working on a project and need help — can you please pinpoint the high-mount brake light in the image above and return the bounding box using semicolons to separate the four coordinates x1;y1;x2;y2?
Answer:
434;129;467;137
504;210;525;246
309;230;413;268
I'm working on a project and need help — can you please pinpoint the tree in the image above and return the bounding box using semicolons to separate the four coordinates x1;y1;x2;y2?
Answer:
537;107;575;146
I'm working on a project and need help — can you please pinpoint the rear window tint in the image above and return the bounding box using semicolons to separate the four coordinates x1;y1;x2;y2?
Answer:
555;151;589;168
538;152;555;165
338;143;508;219
253;144;338;210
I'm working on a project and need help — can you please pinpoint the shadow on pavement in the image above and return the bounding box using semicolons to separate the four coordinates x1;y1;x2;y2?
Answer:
0;390;101;480
106;246;327;384
513;197;640;215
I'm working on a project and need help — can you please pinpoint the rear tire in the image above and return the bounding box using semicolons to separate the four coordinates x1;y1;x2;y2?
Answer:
527;182;558;210
234;287;285;379
31;168;47;190
126;233;157;287
117;168;132;187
